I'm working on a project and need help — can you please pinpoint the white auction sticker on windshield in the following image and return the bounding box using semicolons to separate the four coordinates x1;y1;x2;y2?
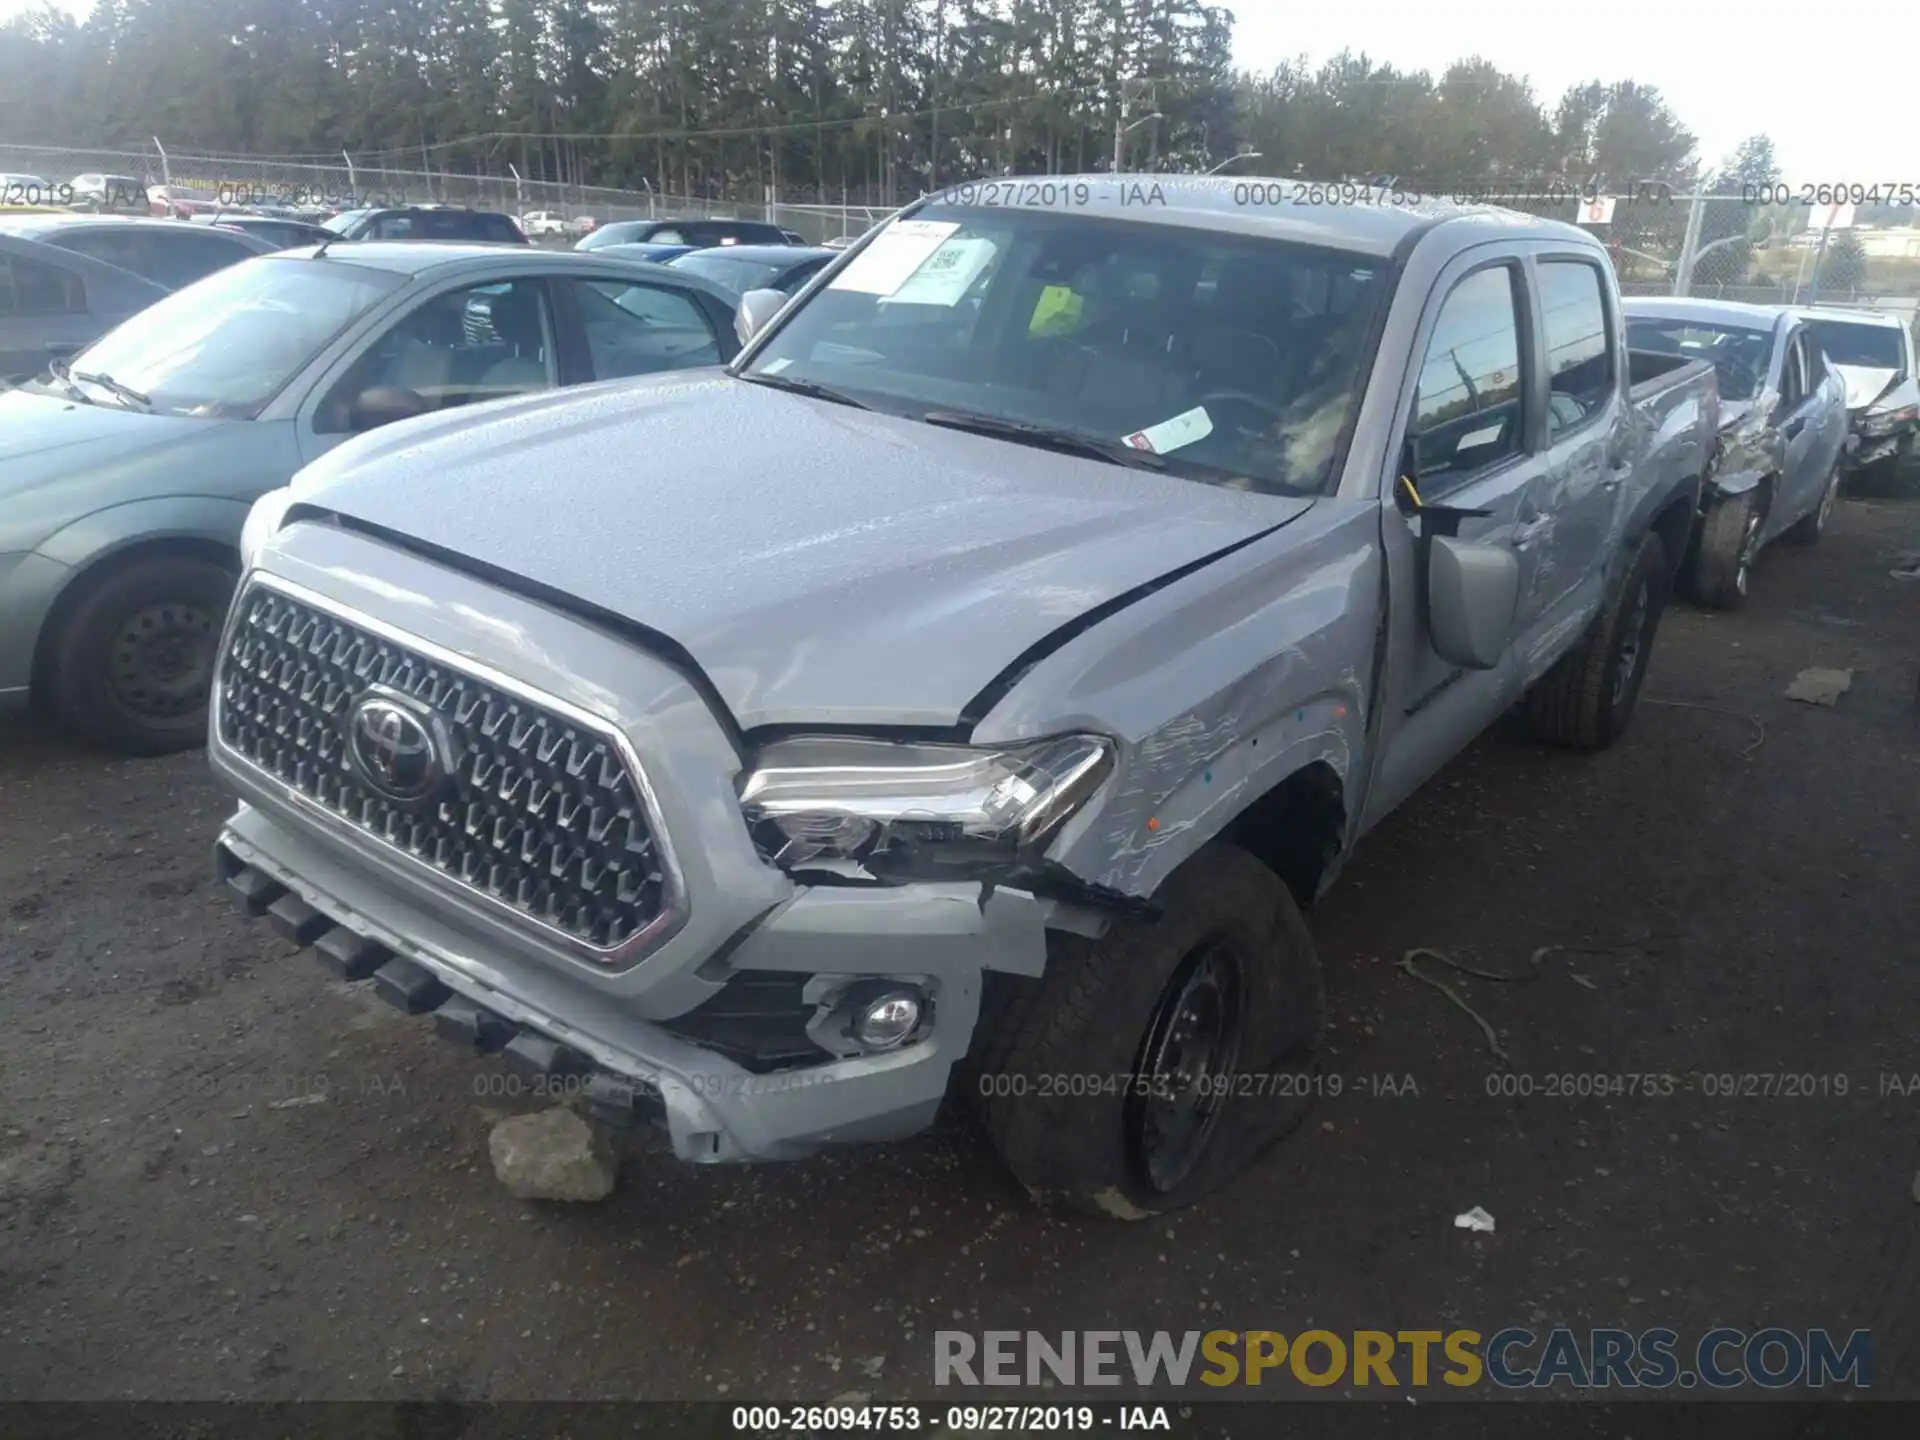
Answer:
882;237;998;307
828;219;962;296
1122;406;1214;455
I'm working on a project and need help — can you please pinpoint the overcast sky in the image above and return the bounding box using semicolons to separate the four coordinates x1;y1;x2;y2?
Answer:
0;0;1903;183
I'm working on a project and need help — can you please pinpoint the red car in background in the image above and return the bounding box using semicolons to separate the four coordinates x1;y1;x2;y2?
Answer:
148;185;220;219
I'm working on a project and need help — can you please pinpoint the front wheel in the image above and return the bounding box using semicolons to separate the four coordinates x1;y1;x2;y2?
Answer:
1690;487;1765;609
1526;529;1668;752
42;553;237;756
975;843;1325;1218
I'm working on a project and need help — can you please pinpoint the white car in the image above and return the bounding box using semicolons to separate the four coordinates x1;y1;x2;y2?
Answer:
566;215;598;236
0;172;56;206
518;211;565;237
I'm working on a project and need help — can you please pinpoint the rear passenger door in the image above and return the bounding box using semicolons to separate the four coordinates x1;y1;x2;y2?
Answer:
0;251;92;382
1770;329;1824;533
1531;254;1630;652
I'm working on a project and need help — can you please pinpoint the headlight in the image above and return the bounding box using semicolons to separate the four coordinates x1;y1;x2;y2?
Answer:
1863;404;1918;436
238;487;294;567
739;734;1114;877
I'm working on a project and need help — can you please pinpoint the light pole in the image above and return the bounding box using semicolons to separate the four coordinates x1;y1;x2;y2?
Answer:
1205;150;1262;176
1111;88;1164;173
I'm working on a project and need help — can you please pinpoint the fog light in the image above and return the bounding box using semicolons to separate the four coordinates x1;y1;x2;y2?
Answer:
853;989;924;1050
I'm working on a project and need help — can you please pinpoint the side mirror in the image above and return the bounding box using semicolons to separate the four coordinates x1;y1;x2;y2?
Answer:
1427;535;1519;671
348;385;428;433
735;288;789;348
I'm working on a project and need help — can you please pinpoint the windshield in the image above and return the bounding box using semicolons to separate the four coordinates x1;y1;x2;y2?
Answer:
59;256;406;418
1627;319;1772;402
1800;320;1904;372
743;207;1393;496
671;252;785;295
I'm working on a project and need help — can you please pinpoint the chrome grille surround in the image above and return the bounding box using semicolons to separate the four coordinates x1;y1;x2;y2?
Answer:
211;573;687;968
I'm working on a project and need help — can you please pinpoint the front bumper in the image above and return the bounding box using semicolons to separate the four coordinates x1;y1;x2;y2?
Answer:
1843;426;1914;472
208;526;1054;1163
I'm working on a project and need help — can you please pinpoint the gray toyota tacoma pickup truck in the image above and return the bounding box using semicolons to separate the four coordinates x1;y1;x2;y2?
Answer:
210;179;1717;1217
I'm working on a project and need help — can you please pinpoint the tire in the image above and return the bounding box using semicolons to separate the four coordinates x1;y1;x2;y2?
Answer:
1690;486;1766;609
975;842;1325;1219
41;553;237;756
1526;529;1668;752
1784;458;1841;545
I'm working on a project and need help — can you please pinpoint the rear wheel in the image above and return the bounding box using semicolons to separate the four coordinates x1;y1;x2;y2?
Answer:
1691;486;1765;609
1527;529;1668;752
42;553;237;756
976;843;1324;1218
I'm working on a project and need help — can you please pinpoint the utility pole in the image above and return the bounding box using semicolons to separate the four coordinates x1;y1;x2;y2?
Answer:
1672;183;1708;297
1112;80;1131;173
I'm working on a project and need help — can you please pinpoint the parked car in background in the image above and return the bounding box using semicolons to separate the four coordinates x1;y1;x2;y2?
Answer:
0;172;57;206
214;182;1715;1218
589;241;696;266
147;185;221;219
0;242;743;753
520;211;566;238
0;213;273;291
577;216;792;251
322;207;529;245
1789;306;1919;482
822;235;859;250
68;174;149;213
0;232;169;386
1626;298;1850;607
567;215;598;237
198;214;338;250
668;243;835;300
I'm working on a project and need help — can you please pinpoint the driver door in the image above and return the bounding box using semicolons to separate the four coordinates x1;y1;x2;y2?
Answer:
1361;252;1553;829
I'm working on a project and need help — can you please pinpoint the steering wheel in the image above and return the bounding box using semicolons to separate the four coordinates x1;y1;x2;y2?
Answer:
1197;388;1287;427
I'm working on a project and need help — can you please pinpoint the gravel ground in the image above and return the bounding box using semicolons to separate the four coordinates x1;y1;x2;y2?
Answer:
3;488;1918;1408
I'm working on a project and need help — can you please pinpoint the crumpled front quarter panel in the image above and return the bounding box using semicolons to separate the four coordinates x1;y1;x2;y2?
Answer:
972;499;1384;900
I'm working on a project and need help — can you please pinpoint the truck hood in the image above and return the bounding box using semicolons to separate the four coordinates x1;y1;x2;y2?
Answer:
1831;363;1901;412
286;373;1314;729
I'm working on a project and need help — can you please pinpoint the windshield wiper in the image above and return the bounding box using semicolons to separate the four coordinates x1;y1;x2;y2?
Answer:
920;410;1165;471
737;371;869;409
70;368;152;411
45;356;94;405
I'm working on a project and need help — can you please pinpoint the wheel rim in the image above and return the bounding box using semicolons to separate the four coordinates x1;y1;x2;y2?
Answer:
1125;939;1246;1196
1611;580;1650;708
1734;508;1762;596
107;600;219;720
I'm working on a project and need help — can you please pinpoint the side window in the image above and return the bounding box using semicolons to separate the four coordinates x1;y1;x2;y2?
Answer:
147;231;251;288
315;279;556;434
649;228;684;245
1409;265;1526;483
479;215;523;244
777;259;826;295
57;229;157;281
1780;335;1808;406
3;255;85;315
573;279;721;377
1537;260;1613;436
371;214;417;240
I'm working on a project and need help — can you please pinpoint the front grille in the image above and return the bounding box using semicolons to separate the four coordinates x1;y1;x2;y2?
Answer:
215;584;671;954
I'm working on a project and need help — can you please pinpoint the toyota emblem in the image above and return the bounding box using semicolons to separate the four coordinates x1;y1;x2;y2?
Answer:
346;691;447;804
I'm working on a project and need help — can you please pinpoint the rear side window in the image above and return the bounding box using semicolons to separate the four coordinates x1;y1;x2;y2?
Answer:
1410;264;1526;482
1537;260;1613;435
0;254;85;315
479;214;525;244
145;230;256;287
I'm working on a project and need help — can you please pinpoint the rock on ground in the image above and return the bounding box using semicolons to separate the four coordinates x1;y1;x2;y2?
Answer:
488;1108;617;1202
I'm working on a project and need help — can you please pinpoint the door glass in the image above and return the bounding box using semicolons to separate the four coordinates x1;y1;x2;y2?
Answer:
574;280;721;378
1410;266;1526;483
58;229;158;282
1537;261;1612;435
5;255;85;315
317;279;556;433
148;232;252;288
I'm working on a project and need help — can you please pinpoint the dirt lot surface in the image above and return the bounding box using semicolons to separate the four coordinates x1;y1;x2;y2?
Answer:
4;491;1919;1414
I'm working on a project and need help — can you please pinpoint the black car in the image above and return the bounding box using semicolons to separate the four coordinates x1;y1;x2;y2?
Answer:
199;214;338;250
666;244;836;299
576;216;793;252
0;231;170;385
0;214;274;290
322;207;529;245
